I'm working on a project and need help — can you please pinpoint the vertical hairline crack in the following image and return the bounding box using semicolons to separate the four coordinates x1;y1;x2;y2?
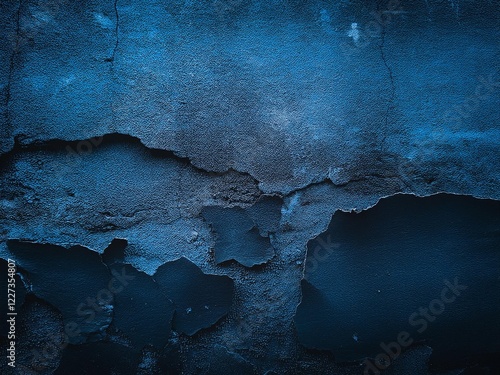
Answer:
108;0;119;67
377;0;397;153
5;0;22;122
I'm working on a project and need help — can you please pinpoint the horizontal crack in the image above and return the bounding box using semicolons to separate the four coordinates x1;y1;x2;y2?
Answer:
0;132;267;196
0;132;418;201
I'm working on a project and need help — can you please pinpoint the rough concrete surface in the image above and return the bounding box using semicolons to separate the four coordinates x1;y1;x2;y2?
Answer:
0;0;499;374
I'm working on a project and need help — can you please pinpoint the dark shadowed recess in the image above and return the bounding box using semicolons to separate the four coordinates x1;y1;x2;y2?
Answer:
0;294;65;375
101;238;176;349
201;195;282;267
101;237;128;265
154;257;235;336
4;239;235;374
295;193;500;372
201;345;256;375
382;344;432;375
0;132;192;171
102;240;235;339
7;240;113;345
53;342;141;375
109;263;175;349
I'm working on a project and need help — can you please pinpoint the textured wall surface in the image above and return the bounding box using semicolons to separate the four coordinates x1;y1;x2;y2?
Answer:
0;0;499;374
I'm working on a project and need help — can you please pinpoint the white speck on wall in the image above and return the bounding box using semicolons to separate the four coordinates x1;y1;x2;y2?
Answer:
352;333;359;342
281;192;301;217
93;13;114;29
348;23;360;43
267;108;294;131
62;75;75;86
186;307;192;314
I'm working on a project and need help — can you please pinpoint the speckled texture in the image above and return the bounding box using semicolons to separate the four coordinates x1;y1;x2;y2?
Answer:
1;0;499;373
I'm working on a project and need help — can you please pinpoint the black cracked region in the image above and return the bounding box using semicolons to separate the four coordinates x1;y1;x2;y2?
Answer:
154;257;234;336
7;240;113;345
3;239;236;373
295;193;500;371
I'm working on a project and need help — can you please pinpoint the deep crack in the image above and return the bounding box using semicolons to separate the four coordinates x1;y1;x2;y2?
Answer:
0;132;414;199
108;0;119;66
378;2;397;154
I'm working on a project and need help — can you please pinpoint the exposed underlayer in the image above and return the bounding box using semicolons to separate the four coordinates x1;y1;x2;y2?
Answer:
1;0;499;374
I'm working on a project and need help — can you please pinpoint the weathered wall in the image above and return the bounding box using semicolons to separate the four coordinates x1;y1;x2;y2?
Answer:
1;0;499;374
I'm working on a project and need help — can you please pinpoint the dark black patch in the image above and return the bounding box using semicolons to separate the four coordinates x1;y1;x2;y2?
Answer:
7;240;113;344
0;294;65;375
101;238;128;266
154;257;234;336
53;342;141;375
295;193;500;371
107;262;174;349
205;345;255;375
